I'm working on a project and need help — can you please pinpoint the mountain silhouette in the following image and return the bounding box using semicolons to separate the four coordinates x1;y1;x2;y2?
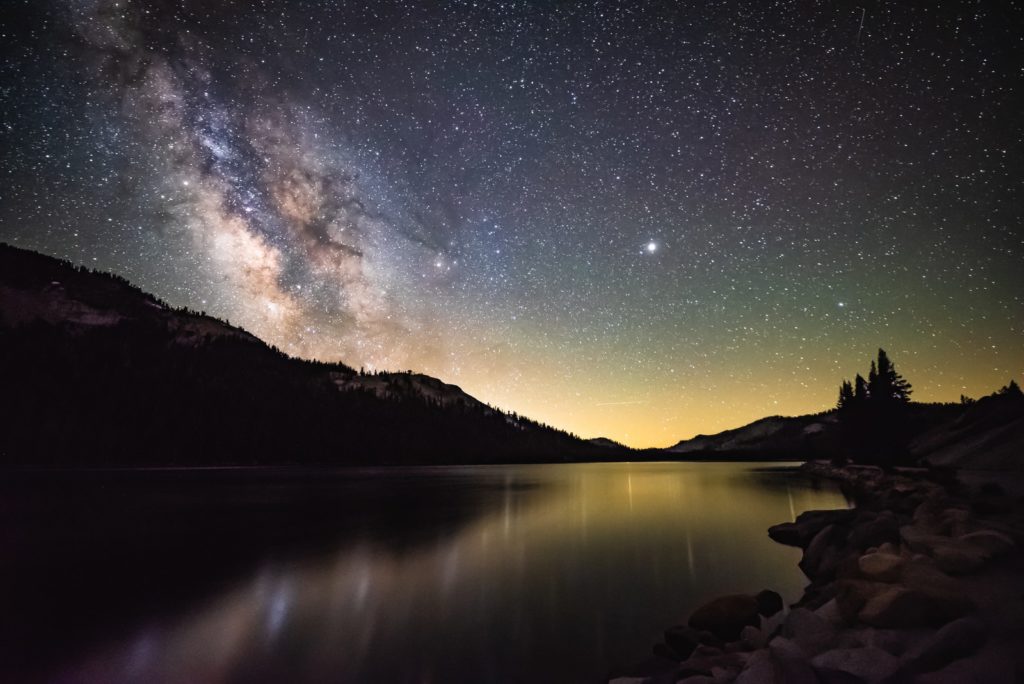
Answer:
0;244;618;466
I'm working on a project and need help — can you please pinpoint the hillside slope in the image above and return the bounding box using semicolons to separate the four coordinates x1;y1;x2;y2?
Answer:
0;244;613;466
910;394;1024;469
665;398;1023;469
665;413;842;460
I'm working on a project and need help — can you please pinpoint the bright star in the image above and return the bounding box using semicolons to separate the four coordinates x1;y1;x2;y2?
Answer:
646;241;657;253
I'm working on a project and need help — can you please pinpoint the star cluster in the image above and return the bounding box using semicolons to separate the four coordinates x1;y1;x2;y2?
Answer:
1;1;1021;446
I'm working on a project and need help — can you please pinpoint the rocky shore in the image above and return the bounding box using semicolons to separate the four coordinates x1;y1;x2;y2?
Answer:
613;462;1024;683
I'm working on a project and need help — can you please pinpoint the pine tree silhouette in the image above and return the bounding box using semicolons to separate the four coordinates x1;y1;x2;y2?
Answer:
842;350;912;408
872;348;912;403
837;380;854;410
835;348;916;465
997;379;1022;398
854;374;869;403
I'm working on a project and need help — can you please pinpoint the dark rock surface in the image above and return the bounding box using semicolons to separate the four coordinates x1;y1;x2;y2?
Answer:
899;616;988;676
687;594;761;642
755;589;783;618
810;645;902;683
662;625;710;660
612;464;1024;684
782;607;838;656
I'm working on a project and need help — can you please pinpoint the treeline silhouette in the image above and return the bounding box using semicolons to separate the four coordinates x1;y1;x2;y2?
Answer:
0;243;611;466
834;349;1021;466
836;348;912;410
960;379;1022;404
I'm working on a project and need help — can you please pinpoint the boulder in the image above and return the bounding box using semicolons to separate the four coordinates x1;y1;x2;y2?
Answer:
862;627;911;657
768;637;819;684
609;656;677;681
848;511;901;552
912;651;1017;683
734;649;774;684
900;525;994;575
858;586;932;627
710;664;742;681
664;625;715;660
797;507;855;529
755;589;783;617
899;524;948;555
899;562;975;621
931;542;988;575
856;562;973;629
782;607;838;656
770;508;856;548
875;541;900;556
834;630;868;650
813;598;843;626
767;521;803;547
692;644;725;658
901;617;988;674
688;594;761;642
834;580;890;624
739;625;765;651
676;648;746;681
810;646;901;683
833;552;864;581
959;529;1015;557
798;579;838;611
912;498;952;532
799;524;847;580
857;551;905;582
940;507;971;537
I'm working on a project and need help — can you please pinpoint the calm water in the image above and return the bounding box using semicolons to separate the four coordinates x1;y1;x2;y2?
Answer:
1;462;847;683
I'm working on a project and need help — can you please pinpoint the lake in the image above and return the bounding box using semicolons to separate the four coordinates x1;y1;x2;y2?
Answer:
1;462;847;683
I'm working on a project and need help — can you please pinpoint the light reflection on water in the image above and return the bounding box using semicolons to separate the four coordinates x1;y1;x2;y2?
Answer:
9;462;847;683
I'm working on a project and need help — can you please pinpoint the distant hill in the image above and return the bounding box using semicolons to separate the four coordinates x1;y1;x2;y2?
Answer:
0;244;619;466
665;413;842;460
665;398;1023;469
588;437;627;449
911;393;1024;469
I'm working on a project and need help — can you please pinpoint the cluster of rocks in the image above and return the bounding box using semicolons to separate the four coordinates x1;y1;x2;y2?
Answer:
613;465;1024;683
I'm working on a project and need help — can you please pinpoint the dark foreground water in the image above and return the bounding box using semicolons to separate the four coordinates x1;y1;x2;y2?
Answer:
1;462;847;683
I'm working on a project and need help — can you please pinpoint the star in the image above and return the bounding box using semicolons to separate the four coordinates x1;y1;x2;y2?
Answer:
0;0;1018;448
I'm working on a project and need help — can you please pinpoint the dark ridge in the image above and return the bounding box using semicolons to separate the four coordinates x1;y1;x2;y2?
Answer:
0;243;622;466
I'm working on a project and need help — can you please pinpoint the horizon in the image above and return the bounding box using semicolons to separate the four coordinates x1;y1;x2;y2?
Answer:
3;239;1015;451
2;2;1021;448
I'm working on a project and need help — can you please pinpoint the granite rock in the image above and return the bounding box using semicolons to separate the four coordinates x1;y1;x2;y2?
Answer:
688;595;761;642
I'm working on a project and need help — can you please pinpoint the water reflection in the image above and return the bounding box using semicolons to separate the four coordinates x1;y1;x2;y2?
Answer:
4;463;847;683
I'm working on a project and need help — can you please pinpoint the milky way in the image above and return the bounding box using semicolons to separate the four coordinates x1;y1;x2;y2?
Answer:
2;1;1022;446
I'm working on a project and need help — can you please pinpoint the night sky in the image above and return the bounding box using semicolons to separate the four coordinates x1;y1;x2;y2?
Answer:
2;1;1021;447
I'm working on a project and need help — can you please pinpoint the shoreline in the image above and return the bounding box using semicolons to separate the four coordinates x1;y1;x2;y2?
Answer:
614;462;1024;683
